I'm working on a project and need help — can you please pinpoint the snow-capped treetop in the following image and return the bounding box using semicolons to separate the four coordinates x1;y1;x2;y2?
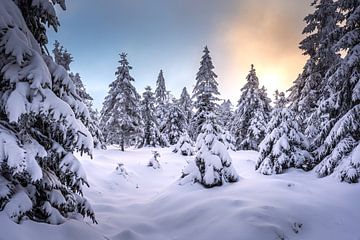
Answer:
244;64;259;88
155;70;168;104
274;90;287;109
180;87;191;105
218;99;233;131
192;46;220;99
52;40;73;71
116;52;134;81
259;86;272;113
179;87;193;124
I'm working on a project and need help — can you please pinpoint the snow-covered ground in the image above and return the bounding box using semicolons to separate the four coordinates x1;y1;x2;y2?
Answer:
2;147;360;240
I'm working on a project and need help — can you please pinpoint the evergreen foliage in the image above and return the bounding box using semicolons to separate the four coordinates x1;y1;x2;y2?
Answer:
173;132;194;156
100;53;142;151
180;113;238;188
231;65;271;151
137;87;164;147
0;0;96;224
313;0;360;182
191;46;220;138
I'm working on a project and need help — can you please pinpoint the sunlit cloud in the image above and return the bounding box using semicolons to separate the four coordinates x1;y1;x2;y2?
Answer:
210;0;311;104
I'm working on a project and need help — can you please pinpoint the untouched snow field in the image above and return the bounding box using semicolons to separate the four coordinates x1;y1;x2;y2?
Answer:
2;147;360;240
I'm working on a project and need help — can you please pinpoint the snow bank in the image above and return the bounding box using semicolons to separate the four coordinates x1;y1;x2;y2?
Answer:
2;147;360;240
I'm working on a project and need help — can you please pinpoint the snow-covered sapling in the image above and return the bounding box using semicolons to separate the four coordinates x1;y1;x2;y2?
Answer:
173;132;194;156
219;131;236;151
180;113;239;188
116;163;129;179
148;151;161;169
255;105;312;175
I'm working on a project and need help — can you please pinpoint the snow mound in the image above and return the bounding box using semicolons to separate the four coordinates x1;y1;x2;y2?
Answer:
3;147;360;240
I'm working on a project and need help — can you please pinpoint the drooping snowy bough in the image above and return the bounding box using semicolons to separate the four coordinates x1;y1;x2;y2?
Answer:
0;0;95;224
180;113;238;188
173;132;194;156
311;0;360;183
255;106;312;175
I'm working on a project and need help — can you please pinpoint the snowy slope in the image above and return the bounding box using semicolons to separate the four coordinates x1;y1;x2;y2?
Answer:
1;147;360;240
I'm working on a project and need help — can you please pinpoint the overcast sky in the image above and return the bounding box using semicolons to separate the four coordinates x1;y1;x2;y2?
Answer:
48;0;312;109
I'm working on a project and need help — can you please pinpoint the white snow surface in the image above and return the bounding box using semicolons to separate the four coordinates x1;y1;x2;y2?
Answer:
1;146;360;240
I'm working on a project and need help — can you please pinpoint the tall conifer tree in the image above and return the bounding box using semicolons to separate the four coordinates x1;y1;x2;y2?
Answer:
100;53;142;151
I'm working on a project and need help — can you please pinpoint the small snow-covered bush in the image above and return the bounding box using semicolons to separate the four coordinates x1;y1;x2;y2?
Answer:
148;151;161;169
173;132;194;156
180;113;239;188
219;131;236;151
255;107;312;175
116;163;129;179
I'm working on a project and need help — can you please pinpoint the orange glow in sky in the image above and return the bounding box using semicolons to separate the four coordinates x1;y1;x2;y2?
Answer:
209;0;311;103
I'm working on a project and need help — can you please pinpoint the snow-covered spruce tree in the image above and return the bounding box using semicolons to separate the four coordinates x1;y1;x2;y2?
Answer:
137;86;163;148
0;0;96;224
180;113;239;188
255;91;312;175
70;72;105;149
155;69;168;104
287;0;341;140
191;46;220;138
52;41;105;149
231;65;271;151
173;132;194;156
218;100;237;151
154;70;170;147
161;101;187;145
313;0;360;183
179;87;193;125
218;100;234;132
100;53;142;151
